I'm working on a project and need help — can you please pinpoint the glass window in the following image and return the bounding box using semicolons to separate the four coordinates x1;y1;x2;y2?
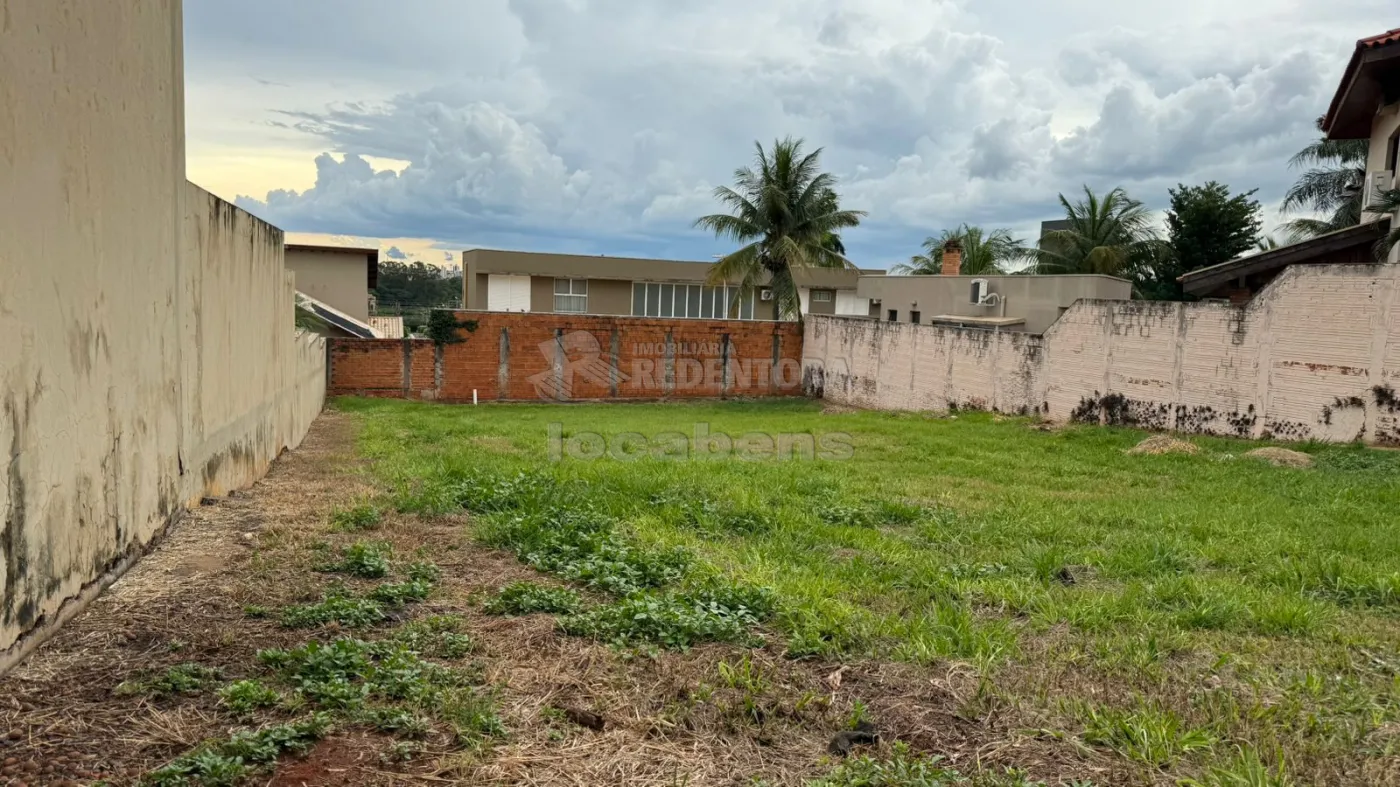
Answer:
554;278;587;313
687;285;701;319
632;283;646;316
812;290;834;303
740;289;753;320
910;310;921;324
646;283;661;317
888;310;898;322
660;284;675;318
701;286;715;319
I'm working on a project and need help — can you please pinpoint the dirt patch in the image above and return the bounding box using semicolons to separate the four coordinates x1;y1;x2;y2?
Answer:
267;734;394;787
1245;447;1315;468
1127;434;1200;456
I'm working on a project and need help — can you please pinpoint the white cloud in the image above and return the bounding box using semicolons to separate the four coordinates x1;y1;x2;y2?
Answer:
187;0;1389;267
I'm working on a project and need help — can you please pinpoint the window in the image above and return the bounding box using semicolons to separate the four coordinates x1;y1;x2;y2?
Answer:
909;310;921;324
1388;129;1399;173
630;282;758;319
812;290;834;303
553;278;588;313
887;309;898;322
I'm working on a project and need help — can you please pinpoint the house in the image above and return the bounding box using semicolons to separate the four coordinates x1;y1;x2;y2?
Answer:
285;241;380;322
1181;27;1400;300
461;248;881;320
855;241;1132;333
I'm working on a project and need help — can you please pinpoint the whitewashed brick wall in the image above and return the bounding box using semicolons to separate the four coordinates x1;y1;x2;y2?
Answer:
802;263;1400;444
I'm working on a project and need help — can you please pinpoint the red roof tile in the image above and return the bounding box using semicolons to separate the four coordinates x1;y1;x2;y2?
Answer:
1324;28;1400;137
1359;27;1400;48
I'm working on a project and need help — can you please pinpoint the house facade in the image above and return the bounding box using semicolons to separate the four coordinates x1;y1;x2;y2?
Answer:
1182;27;1400;301
858;274;1132;334
1325;26;1400;262
462;248;880;321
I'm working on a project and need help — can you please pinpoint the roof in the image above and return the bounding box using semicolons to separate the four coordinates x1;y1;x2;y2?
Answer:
296;292;378;339
1324;27;1400;139
368;315;405;339
1179;219;1391;296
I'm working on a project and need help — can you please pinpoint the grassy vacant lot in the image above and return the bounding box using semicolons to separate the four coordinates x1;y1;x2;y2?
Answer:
342;396;1400;786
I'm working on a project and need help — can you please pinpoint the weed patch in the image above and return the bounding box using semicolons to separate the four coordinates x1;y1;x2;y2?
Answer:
560;592;760;650
116;663;224;699
483;582;583;616
318;541;393;578
329;503;382;532
141;714;331;786
217;680;282;717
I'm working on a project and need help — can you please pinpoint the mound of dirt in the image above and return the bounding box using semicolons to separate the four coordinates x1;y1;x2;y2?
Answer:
1245;447;1314;468
1127;435;1200;456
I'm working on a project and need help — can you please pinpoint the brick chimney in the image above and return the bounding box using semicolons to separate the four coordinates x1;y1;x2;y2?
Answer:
941;239;963;276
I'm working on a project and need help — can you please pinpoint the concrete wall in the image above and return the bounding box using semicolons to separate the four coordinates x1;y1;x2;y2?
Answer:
182;185;328;500
857;275;1132;334
329;313;804;402
805;263;1400;444
285;249;372;321
0;2;325;672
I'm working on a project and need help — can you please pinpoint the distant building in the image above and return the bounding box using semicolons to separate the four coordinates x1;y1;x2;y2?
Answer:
285;242;379;322
462;248;882;320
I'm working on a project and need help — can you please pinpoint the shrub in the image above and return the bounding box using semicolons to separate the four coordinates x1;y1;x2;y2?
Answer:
483;582;583;616
141;714;331;786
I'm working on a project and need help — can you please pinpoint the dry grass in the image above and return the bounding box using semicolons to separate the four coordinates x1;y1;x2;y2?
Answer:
1125;434;1200;455
1245;446;1315;468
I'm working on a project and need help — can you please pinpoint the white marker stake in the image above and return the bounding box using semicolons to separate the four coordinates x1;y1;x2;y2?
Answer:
473;389;478;406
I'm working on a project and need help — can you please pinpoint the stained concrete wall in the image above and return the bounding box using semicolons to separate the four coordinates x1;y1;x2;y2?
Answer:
857;275;1132;334
804;263;1400;444
0;2;326;672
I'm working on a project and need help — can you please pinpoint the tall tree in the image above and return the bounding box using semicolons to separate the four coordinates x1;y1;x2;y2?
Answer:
696;137;865;320
1137;182;1262;301
1281;117;1369;241
892;225;1031;275
1034;186;1163;278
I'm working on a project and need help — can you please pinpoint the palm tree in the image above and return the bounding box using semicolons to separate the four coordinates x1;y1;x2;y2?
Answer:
1033;186;1163;277
1281;117;1369;241
696;137;866;320
1366;188;1400;260
892;225;1031;275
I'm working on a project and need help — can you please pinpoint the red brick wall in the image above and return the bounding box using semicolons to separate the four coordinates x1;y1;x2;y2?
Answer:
328;312;805;402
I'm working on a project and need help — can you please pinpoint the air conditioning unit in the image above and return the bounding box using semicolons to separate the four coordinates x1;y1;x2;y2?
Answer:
1368;170;1395;208
970;279;989;305
760;289;774;301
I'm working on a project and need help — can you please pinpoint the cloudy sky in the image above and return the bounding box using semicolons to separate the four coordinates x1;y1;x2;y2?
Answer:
184;0;1389;269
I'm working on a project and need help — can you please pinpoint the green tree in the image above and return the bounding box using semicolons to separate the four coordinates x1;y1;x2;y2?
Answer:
1281;117;1369;241
1033;186;1163;278
892;225;1031;275
1366;188;1400;260
374;261;463;311
1136;182;1262;301
696;137;865;320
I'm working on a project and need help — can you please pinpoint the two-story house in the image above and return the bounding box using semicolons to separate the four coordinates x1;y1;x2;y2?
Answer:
1182;28;1400;300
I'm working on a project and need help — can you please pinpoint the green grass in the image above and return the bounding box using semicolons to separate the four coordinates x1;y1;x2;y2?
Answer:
336;397;1400;784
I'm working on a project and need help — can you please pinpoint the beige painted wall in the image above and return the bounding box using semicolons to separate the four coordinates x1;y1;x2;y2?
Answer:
806;264;1400;444
0;2;325;671
857;275;1132;334
285;249;371;321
